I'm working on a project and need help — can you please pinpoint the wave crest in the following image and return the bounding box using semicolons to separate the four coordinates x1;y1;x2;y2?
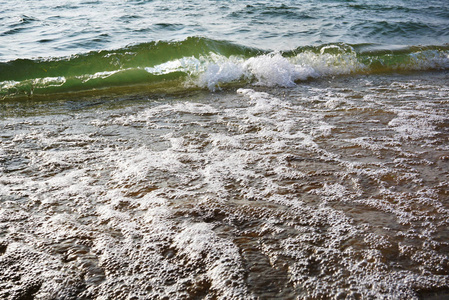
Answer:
1;37;449;99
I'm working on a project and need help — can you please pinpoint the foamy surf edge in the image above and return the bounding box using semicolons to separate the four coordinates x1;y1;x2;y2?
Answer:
1;38;449;99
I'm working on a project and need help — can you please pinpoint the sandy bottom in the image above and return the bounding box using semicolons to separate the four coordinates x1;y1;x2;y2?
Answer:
1;72;449;299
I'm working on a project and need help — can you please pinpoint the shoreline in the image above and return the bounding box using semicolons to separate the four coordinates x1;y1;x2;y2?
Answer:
1;71;449;298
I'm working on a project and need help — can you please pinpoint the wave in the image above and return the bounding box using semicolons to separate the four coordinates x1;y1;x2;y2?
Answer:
1;37;449;100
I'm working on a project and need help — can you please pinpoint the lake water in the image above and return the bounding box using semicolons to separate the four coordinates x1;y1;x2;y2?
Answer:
1;0;449;299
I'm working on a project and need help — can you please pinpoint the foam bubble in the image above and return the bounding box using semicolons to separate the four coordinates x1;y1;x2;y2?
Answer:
292;47;367;76
144;50;365;91
2;72;449;299
78;70;121;83
198;55;245;91
388;110;444;140
145;57;202;75
244;52;318;87
173;222;249;300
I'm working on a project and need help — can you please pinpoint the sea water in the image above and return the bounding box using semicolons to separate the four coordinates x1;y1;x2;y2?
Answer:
1;1;449;299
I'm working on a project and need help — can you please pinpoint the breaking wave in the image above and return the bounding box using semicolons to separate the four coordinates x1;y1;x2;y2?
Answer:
1;37;449;99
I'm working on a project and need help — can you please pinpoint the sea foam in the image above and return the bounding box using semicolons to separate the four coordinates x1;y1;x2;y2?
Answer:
1;72;449;299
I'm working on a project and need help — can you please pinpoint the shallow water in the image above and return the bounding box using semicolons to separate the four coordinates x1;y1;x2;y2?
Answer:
2;0;449;299
2;0;449;100
1;71;449;299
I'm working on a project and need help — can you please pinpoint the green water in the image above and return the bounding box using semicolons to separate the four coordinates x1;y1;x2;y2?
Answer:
1;39;448;99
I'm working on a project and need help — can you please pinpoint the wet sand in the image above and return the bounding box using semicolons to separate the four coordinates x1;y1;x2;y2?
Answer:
1;72;449;299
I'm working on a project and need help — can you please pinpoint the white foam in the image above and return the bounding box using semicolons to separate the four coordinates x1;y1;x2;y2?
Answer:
0;80;20;90
77;70;121;83
110;147;184;184
198;55;245;91
0;77;67;95
2;73;449;299
106;102;219;127
291;47;367;76
145;57;203;75
243;52;318;87
143;49;368;91
388;110;443;140
404;49;449;71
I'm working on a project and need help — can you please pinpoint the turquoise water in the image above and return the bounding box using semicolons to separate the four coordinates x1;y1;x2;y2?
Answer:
1;1;449;299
